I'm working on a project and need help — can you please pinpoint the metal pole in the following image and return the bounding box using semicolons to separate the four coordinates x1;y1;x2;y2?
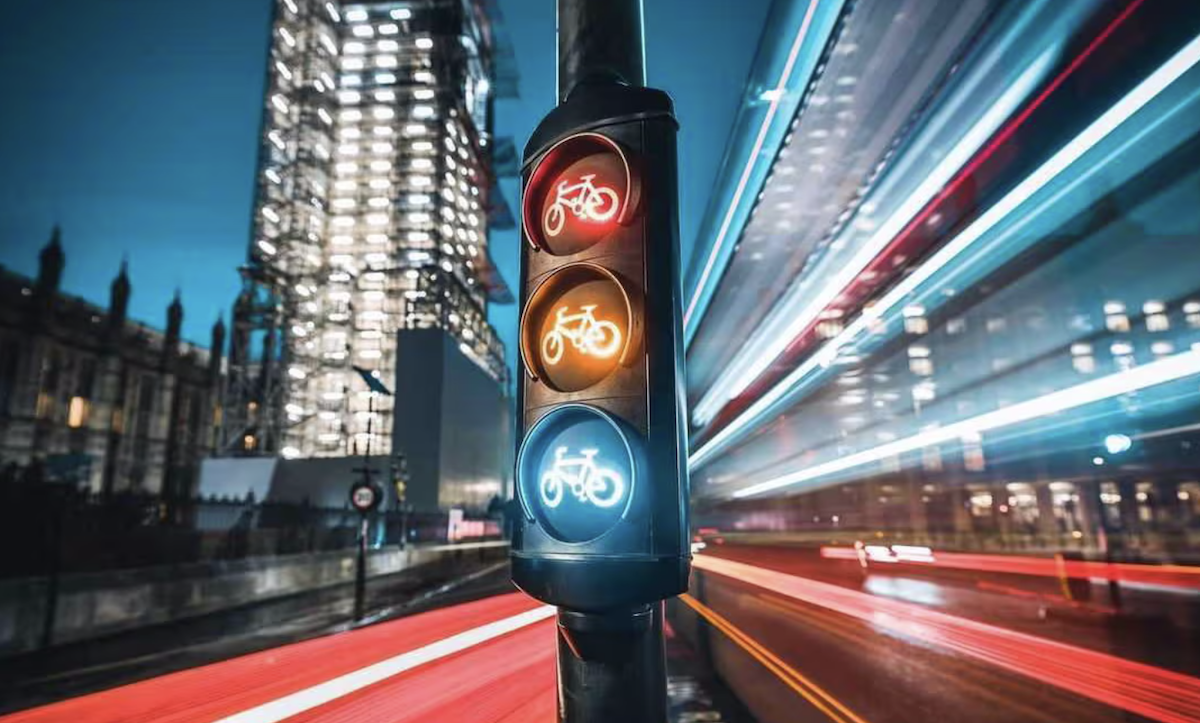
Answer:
557;0;645;103
552;4;665;721
556;604;666;723
354;513;368;621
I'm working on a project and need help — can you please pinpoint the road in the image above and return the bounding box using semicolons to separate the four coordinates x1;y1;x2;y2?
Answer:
676;542;1200;723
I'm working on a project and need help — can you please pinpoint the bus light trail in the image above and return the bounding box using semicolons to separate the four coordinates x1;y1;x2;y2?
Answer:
820;545;1200;593
694;555;1200;723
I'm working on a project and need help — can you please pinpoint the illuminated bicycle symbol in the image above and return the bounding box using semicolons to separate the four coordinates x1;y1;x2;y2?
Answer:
542;305;622;366
543;174;620;238
539;446;625;509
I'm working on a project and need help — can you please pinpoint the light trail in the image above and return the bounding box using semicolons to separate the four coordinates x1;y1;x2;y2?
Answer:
0;594;548;723
682;0;824;332
694;555;1200;723
679;594;869;723
819;546;1200;593
217;605;556;723
731;348;1200;498
690;37;1058;427
282;618;556;723
689;1;1159;456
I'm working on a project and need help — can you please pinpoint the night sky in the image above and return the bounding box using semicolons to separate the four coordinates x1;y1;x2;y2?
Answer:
0;0;771;375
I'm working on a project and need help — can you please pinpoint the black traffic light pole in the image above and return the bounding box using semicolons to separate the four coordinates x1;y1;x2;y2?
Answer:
557;0;645;102
552;4;667;722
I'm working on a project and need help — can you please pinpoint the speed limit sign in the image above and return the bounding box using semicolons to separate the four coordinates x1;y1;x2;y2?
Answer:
350;481;382;513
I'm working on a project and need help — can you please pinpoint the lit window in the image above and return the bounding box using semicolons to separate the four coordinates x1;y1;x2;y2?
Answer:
331;234;354;246
338;144;360;156
332;216;356;227
414;71;435;84
340;128;362;139
345;8;369;22
376;54;398;68
342;57;365;71
366;213;390;226
335;162;359;173
341;109;363;122
391;8;412;19
351;25;374;38
339;90;362;104
1185;300;1200;328
413;105;435;119
405;124;427;136
411;158;433;170
373;107;396;120
366;233;389;244
378;40;400;52
1151;341;1174;356
414;88;435;100
332;198;356;209
370;160;391;172
67;397;89;428
375;89;396;102
369;178;391;189
411;140;433;152
408;212;431;223
410;175;431;186
1144;301;1170;332
416;37;433;49
909;358;933;377
378;23;399;35
343;41;367;54
368;197;389;208
375;72;397;84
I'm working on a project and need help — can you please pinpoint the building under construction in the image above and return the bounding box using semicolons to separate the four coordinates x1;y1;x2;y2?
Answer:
223;0;517;495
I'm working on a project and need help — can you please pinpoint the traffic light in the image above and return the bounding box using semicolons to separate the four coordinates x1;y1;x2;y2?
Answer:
512;83;690;612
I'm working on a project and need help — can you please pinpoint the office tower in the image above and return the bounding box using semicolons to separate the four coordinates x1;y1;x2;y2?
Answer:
224;0;514;463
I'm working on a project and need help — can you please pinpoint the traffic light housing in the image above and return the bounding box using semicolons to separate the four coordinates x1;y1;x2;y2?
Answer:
512;83;690;612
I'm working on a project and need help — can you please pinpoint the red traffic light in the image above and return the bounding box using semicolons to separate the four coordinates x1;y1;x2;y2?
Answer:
522;133;640;255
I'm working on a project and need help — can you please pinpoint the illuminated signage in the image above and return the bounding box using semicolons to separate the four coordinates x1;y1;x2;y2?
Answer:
521;264;636;392
522;133;639;256
517;405;637;543
542;304;622;365
544;174;620;237
540;446;625;508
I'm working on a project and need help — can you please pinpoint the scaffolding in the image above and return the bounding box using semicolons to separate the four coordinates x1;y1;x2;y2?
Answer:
224;0;513;460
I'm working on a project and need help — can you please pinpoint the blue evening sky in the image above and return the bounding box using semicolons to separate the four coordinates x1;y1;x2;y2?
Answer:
0;0;770;375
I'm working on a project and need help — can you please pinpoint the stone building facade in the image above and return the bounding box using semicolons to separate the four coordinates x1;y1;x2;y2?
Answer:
0;228;224;499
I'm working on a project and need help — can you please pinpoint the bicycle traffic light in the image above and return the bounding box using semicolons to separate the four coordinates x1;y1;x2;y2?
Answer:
512;83;690;612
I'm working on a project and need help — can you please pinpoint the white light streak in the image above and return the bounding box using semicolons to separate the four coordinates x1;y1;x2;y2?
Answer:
692;29;1200;469
731;350;1200;498
692;49;1054;427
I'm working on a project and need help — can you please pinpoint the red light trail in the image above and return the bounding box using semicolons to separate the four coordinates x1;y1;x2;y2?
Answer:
694;554;1200;723
820;545;1200;593
0;594;553;723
